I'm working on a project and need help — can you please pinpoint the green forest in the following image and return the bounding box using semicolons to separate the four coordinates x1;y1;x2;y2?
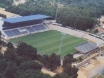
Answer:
57;0;104;30
0;0;13;7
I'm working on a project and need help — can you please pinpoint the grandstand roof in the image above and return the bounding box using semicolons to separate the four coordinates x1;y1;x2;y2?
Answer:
3;14;50;23
75;42;98;53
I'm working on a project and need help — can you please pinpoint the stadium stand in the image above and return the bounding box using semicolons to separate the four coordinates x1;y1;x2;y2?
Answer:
38;24;46;30
4;30;14;37
32;25;42;31
21;31;28;34
32;24;47;31
19;27;29;34
11;29;21;36
26;27;36;33
2;14;50;39
75;42;98;54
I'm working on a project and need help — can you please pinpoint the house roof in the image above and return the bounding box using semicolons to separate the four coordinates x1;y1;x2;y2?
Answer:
3;14;50;23
75;42;98;53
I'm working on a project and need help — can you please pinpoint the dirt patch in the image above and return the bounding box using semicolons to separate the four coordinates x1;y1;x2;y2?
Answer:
41;68;56;76
0;8;19;18
1;46;7;54
54;66;63;73
77;70;87;78
78;56;104;78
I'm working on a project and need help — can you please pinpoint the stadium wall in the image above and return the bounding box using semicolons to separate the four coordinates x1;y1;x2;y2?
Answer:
0;19;8;39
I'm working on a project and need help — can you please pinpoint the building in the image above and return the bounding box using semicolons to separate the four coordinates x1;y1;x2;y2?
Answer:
75;42;99;56
1;14;50;39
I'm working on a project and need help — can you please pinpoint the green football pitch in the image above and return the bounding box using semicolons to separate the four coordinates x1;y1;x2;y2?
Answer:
10;30;86;57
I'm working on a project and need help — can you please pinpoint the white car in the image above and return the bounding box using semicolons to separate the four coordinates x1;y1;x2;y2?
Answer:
52;23;62;26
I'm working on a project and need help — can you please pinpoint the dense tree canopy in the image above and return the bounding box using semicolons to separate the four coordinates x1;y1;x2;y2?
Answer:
54;73;71;78
17;42;37;60
57;6;98;30
62;54;78;77
63;54;76;67
0;42;53;78
19;60;42;71
56;0;104;30
3;62;18;78
15;69;52;78
4;48;16;61
6;0;56;18
7;42;14;49
46;53;60;70
0;0;13;7
38;53;60;71
0;14;6;18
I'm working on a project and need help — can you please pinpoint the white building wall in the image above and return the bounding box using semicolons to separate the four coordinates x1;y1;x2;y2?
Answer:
0;19;8;39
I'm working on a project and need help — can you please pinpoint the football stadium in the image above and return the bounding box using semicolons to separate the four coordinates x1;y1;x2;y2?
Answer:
1;14;86;57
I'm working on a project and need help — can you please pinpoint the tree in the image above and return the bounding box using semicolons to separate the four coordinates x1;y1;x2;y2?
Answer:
63;64;78;77
15;69;52;78
54;72;71;78
16;42;27;56
94;29;98;34
37;54;49;66
6;0;56;18
0;73;5;78
4;48;16;61
0;59;8;72
0;52;4;60
19;60;42;71
71;66;78;78
57;6;98;30
63;64;72;76
63;54;76;67
62;54;78;77
46;53;60;71
0;14;6;18
17;42;37;60
7;42;14;49
15;56;24;66
3;62;18;78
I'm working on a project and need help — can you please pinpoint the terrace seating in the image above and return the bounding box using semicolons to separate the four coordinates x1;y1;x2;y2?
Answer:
32;25;41;31
4;30;14;37
26;27;35;32
19;27;28;34
38;24;46;30
3;24;48;38
11;29;21;35
21;31;28;34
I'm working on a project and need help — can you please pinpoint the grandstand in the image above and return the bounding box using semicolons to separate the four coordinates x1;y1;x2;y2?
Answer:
2;14;50;39
75;42;99;55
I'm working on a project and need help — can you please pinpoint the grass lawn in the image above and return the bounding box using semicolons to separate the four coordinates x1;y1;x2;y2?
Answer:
10;30;86;57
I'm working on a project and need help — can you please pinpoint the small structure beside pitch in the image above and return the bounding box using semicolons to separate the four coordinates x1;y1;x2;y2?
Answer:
75;42;99;56
73;42;100;67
